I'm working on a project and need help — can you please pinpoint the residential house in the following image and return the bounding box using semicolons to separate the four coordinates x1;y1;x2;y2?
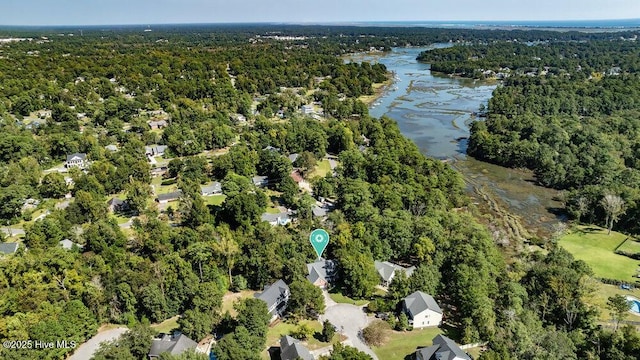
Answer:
263;145;280;152
280;335;313;360
145;145;168;157
156;190;183;204
0;242;19;255
65;153;88;169
287;153;300;164
415;334;471;360
59;239;83;250
105;144;119;152
374;261;416;287
402;291;443;329
312;205;328;218
151;166;168;177
252;175;269;187
290;170;304;184
148;119;168;130
200;182;222;196
231;113;247;125
148;332;199;360
306;259;337;289
301;104;314;115
261;212;291;226
255;279;290;322
108;197;128;213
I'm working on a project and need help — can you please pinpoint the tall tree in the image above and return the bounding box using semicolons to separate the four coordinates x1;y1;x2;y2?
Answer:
213;225;240;286
600;194;625;235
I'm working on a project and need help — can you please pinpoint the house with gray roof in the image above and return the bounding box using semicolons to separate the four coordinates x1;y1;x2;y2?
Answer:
415;334;471;360
280;335;313;360
59;239;83;250
261;212;291;226
253;175;269;187
155;190;183;204
65;153;88;169
256;279;290;322
0;242;19;255
287;153;300;164
105;144;119;152
145;145;168;157
403;291;443;329
148;332;199;359
306;259;337;289
200;182;222;196
374;261;416;287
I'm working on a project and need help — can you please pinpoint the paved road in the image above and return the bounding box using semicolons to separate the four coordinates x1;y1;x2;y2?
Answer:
0;228;25;236
69;327;127;360
320;291;378;360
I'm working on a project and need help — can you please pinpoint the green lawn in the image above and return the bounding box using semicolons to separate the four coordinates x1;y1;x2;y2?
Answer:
584;282;640;322
617;238;640;256
265;206;281;214
151;315;180;334
261;319;336;359
204;194;226;206
308;159;332;179
373;327;443;360
221;290;256;317
328;291;369;306
558;225;640;281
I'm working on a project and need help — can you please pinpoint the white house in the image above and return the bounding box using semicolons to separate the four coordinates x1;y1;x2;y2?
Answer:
402;291;443;329
200;182;222;196
301;104;314;114
65;153;88;169
261;212;291;226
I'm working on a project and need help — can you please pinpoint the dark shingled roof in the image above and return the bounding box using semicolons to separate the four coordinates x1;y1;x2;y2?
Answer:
404;291;442;317
148;333;198;358
416;335;471;360
156;190;183;202
0;242;19;255
280;335;313;360
256;279;289;311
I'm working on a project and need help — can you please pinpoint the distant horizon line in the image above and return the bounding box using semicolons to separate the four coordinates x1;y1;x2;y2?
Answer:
0;18;639;29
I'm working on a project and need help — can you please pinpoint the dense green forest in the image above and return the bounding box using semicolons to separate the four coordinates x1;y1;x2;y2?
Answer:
0;25;638;360
419;40;640;234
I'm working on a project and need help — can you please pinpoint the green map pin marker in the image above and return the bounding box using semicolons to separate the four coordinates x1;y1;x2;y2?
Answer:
310;229;330;259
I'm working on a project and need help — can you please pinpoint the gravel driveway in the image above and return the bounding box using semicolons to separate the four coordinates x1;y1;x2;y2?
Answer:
69;327;127;360
320;291;378;359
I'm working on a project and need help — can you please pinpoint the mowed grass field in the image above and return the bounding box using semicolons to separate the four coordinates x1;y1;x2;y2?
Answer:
559;225;640;281
373;328;443;360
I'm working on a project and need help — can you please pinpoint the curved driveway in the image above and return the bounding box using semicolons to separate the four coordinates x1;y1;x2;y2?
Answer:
320;291;378;360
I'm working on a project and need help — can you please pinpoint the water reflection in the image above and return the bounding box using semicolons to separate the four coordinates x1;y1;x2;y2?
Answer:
346;46;496;159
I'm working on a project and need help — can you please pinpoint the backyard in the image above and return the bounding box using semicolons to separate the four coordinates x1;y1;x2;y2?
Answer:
558;225;640;281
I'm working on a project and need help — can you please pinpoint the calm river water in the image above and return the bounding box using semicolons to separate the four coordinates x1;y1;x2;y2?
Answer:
346;46;496;159
347;46;563;235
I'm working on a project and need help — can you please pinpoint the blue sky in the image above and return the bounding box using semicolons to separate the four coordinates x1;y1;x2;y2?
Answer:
1;0;638;26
